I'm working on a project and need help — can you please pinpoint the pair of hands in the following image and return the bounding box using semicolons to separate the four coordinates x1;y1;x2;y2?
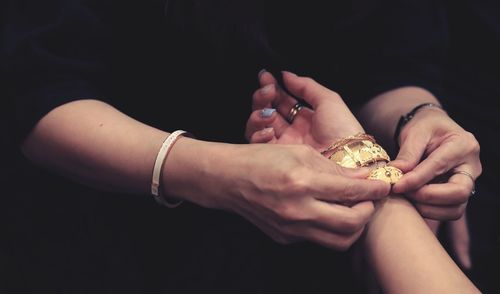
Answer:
243;70;480;255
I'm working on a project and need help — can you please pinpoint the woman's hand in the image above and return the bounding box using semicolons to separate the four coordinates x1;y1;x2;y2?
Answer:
245;71;363;149
390;108;481;220
167;140;390;251
358;87;482;221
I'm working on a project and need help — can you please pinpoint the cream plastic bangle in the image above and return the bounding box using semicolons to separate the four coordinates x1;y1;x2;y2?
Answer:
151;130;187;207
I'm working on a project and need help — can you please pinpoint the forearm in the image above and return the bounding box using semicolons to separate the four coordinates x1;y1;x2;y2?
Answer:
21;99;234;202
364;196;479;294
358;86;441;154
21;99;173;194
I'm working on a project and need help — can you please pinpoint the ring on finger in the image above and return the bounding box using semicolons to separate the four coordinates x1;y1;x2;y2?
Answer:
454;170;476;196
287;102;303;124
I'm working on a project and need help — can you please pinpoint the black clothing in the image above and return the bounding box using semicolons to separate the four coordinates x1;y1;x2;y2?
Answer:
2;0;487;293
440;1;500;293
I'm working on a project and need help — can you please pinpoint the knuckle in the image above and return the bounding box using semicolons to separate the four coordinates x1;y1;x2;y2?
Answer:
341;181;362;202
341;215;364;233
413;190;432;203
476;162;483;177
284;170;309;195
433;159;449;177
464;132;481;154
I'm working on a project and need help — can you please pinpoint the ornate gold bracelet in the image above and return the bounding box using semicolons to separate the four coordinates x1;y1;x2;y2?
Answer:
321;133;403;184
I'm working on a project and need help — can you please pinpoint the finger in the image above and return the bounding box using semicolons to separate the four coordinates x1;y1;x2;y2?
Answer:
251;82;295;132
390;130;430;173
448;214;472;270
310;172;390;203
256;70;291;115
307;200;375;236
393;141;468;194
337;165;375;180
413;202;467;221
281;71;346;110
258;69;278;87
245;109;277;141
405;180;471;206
252;83;278;111
250;128;277;144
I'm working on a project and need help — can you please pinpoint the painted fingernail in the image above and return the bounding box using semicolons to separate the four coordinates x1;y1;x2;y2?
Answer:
258;68;267;78
260;84;273;94
260;108;276;118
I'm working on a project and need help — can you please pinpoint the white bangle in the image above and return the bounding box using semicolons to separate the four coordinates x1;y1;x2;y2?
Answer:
151;130;187;208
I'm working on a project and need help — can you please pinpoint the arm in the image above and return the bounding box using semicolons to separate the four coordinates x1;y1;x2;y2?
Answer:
365;195;479;294
246;73;480;292
358;87;480;221
22;98;390;250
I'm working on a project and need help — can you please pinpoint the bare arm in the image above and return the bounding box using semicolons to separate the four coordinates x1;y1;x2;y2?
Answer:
364;196;480;294
22;99;172;194
21;98;390;250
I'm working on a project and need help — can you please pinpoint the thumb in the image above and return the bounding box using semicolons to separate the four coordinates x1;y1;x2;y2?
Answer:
335;165;374;180
281;71;343;110
390;131;429;173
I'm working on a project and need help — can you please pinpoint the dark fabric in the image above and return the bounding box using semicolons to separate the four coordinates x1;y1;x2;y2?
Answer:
439;1;500;293
1;0;477;293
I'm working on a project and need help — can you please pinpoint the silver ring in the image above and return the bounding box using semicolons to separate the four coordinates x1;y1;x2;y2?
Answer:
287;103;303;123
454;170;476;196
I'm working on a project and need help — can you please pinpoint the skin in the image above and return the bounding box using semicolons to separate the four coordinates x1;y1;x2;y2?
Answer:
358;85;480;268
246;72;479;293
358;87;481;220
250;70;479;267
21;99;390;251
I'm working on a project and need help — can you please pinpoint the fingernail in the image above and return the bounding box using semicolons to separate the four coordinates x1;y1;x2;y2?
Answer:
260;108;276;118
258;68;267;78
282;70;297;76
262;127;274;134
260;84;273;94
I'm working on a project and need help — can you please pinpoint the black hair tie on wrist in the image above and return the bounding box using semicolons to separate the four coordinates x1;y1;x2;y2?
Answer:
393;103;444;151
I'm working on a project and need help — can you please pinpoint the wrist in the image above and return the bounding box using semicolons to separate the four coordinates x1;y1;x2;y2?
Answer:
359;86;443;155
394;103;447;150
160;138;242;209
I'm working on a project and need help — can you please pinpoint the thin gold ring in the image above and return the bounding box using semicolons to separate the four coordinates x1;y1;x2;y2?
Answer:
454;170;476;196
287;103;303;123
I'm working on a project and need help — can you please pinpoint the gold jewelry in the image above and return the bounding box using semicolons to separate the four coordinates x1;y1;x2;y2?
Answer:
321;133;375;157
321;133;403;184
367;165;403;184
327;140;390;168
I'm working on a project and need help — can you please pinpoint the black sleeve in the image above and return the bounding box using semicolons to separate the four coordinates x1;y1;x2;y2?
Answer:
2;0;111;144
337;0;448;109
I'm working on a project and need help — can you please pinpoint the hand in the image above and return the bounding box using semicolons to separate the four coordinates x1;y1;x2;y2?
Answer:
390;108;481;220
218;143;391;251
245;71;363;149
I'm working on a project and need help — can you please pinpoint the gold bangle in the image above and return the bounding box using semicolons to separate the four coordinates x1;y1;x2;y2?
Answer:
327;140;390;168
320;133;375;157
321;133;403;184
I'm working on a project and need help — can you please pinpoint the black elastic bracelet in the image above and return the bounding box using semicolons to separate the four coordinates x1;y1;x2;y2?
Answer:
394;103;444;150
